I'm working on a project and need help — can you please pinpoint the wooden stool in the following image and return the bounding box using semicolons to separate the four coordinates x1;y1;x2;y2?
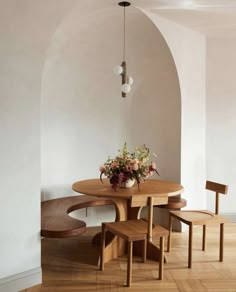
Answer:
158;196;187;210
100;196;169;287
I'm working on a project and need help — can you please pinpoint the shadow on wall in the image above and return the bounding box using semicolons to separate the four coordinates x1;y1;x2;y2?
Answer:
41;185;74;201
69;205;116;227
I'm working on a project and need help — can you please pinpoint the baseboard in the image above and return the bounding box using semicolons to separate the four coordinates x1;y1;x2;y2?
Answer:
0;267;42;292
222;213;236;222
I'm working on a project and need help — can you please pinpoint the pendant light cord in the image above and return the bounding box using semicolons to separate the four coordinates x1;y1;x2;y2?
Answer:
123;5;126;61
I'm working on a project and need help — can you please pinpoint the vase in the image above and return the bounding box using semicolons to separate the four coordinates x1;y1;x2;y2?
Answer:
120;178;135;189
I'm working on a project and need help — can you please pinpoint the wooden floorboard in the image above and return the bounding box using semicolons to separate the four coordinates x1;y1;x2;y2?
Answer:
21;223;236;291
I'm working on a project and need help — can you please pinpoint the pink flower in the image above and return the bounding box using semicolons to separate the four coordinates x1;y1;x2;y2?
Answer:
99;166;105;173
151;162;156;170
126;164;132;172
132;163;139;171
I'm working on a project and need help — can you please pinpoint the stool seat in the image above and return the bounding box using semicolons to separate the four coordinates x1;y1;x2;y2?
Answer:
104;219;169;241
159;196;187;210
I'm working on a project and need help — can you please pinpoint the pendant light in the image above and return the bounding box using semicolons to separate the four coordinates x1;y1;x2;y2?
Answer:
113;1;133;98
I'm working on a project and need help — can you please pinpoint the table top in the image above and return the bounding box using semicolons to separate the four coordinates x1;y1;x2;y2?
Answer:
72;179;184;207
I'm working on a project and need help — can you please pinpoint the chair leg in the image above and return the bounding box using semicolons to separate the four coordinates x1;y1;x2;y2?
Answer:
220;223;224;262
202;225;206;251
167;213;173;252
188;224;193;268
127;241;133;287
100;223;106;271
143;238;147;263
159;237;164;280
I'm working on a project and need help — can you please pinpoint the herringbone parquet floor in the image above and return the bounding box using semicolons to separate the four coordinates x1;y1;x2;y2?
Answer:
21;223;236;292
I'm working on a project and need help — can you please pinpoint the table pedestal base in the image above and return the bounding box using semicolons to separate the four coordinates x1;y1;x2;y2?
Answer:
72;179;183;265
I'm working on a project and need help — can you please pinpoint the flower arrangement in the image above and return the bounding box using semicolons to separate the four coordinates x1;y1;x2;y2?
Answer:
99;143;159;191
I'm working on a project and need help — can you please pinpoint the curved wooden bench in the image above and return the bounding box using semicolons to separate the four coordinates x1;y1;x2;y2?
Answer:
41;195;114;238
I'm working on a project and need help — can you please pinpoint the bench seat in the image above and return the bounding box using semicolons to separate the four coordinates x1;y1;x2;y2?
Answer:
41;195;114;238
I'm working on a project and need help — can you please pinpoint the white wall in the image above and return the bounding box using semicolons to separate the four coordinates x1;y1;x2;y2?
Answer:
141;11;206;210
0;0;77;289
40;4;181;228
206;38;236;216
0;2;41;284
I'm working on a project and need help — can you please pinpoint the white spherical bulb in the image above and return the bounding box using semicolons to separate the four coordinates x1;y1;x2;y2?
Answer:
128;76;134;85
113;65;123;75
121;83;131;94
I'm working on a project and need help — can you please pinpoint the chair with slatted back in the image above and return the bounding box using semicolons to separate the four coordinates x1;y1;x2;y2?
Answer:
167;181;228;268
100;195;169;287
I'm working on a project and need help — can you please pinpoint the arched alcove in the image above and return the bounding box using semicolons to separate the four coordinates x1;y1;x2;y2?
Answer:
40;2;181;224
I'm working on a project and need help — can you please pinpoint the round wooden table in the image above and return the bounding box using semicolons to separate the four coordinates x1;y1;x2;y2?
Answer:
72;178;184;263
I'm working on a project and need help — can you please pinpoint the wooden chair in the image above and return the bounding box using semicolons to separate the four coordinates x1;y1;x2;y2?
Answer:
167;181;228;268
100;195;169;287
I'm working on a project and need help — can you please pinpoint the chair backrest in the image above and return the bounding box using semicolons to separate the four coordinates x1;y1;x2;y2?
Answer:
147;195;168;241
205;181;228;214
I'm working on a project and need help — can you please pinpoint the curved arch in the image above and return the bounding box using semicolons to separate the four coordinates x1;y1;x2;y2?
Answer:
138;8;206;210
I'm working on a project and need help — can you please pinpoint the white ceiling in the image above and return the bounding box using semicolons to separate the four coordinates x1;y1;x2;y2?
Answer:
129;0;236;37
